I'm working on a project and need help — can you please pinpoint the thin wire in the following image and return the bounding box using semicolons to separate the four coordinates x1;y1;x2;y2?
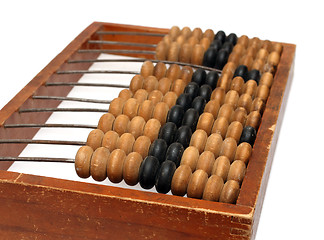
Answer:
95;31;165;37
88;40;156;48
4;123;96;129
18;108;108;113
32;96;111;104
0;156;75;163
0;139;86;146
45;82;129;88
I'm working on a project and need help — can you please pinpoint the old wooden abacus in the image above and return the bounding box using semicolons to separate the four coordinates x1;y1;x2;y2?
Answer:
0;22;295;239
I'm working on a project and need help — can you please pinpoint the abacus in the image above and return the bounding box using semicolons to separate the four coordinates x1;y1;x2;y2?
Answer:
0;22;295;239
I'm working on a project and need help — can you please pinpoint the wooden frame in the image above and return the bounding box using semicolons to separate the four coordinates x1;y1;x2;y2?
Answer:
0;22;295;239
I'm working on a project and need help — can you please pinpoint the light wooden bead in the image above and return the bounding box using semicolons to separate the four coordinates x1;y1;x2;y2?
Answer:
97;113;115;133
176;35;186;47
187;169;208;199
153;62;167;80
166;64;181;82
163;91;178;109
180;66;194;84
200;37;211;51
108;97;125;117
219;180;240;204
127;116;146;139
75;146;93;178
181;26;192;39
113;114;130;136
118;89;133;100
191;44;205;65
212;156;231;182
249;37;261;49
187;36;199;48
196;151;215;176
252;59;265;72
192;27;203;40
171;165;192;196
171;79;186;96
143;76;159;93
256;84;270;102
256;48;269;61
231;107;247;126
243;80;257;98
133;89;148;104
237;35;249;48
123;152;143;186
129;75;144;93
158;77;172;95
190;129;208;154
267;51;280;66
237;93;252;114
203;29;215;43
235;142;252;164
163;35;172;49
245;45;258;59
152;102;169;125
217;104;234;122
251;97;265;114
272;43;283;55
196;112;214;135
220;137;237;163
179;43;192;63
212;117;229;139
226;121;243;143
246;111;261;130
240;55;253;71
204;100;220;119
155;41;168;60
180;146;200;172
169;26;181;41
116;133;135;155
261;40;272;52
86;129;104;150
224;90;239;109
211;87;225;105
137;100;154;122
122;98;140;119
133;135;151;159
259;72;274;88
148;90;163;106
217;73;232;92
227;52;241;68
204;133;223;158
167;42;180;62
90;147;110;181
102;130;119;152
143;118;161;142
107;149;126;183
223;62;237;76
230;76;245;95
202;175;224;202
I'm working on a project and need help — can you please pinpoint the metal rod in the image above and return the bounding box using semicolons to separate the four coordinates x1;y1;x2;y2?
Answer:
19;108;108;113
45;82;129;88
88;40;157;48
96;31;165;37
32;96;111;104
0;156;75;163
4;123;96;129
0;139;85;146
56;70;139;75
78;49;156;55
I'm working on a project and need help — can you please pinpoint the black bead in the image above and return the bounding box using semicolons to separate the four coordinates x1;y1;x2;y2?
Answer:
148;138;168;164
174;125;192;148
165;142;184;167
205;71;219;90
202;48;218;68
214;49;229;70
182;108;199;132
176;93;192;112
198;84;212;102
191;96;206;115
139;156;160;189
247;69;261;84
191;68;206;86
209;39;223;51
158;122;177;145
226;33;238;46
214;30;226;44
155;160;176;194
234;65;249;82
239;126;257;146
166;105;185;127
184;82;200;99
221;41;233;53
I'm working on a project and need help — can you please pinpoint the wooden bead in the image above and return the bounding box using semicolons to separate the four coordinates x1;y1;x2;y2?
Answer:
196;112;214;135
234;65;248;82
256;48;269;61
179;43;192;63
248;36;261;50
169;26;181;40
143;76;159;92
167;105;185;127
152;102;169;125
217;73;231;92
143;118;161;142
267;51;280;66
97;113;115;133
237;35;249;48
112;114;130;136
118;89;133;100
137;100;154;121
235;142;252;164
217;104;234;122
226;121;243;143
251;97;265;114
174;125;192;148
245;111;261;130
116;133;135;155
256;84;270;102
180;66;193;84
176;93;192;112
153;61;167;80
75;146;93;178
163;35;172;49
238;93;252;114
252;59;265;72
129;75;144;93
176;35;186;47
123;152;143;186
171;165;192;196
227;160;246;184
202;175;224;201
163;91;178;109
192;68;206;86
200;37;211;51
86;129;104;150
204;100;220;119
165;142;184;167
148;90;163;106
90;147;110;181
139;156;160;189
107;149;126;183
167;42;180;62
132;135;151;159
230;76;245;95
166;64;181;82
192;27;203;40
190;129;208;154
212;117;229;139
127;116;146;139
212;156;230;182
240;55;253;71
224;90;239;109
272;43;283;55
223;62;237;76
108;97;125;117
102;130;119;152
261;40;272;52
219;180;240;204
171;79;186;96
158;77;172;95
243;80;257;98
192;96;206;115
203;29;215;43
231;107;247;126
181;26;192;39
227;52;241;68
191;44;205;65
232;43;245;56
259;72;274;88
180;146;199;172
204;133;223;158
187;169;208;199
149;138;168;164
155;160;177;194
155;41;168;60
158;122;177;146
196;151;215;176
239;126;257;146
199;84;212;102
211;87;225;105
187;36;199;48
122;98;139;119
133;89;148;104
220;137;237;163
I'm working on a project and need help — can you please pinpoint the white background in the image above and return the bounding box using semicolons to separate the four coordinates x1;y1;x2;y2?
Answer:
0;1;323;239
